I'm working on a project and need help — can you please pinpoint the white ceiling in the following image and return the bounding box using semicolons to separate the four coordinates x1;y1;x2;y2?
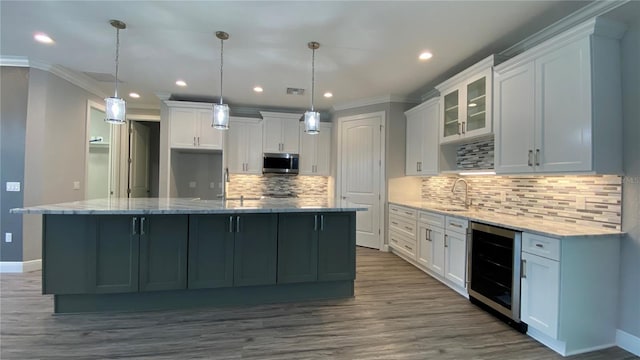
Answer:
0;0;610;112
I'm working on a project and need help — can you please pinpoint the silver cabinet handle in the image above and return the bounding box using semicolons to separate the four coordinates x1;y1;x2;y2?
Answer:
197;137;200;146
428;229;432;241
236;216;240;233
391;221;399;226
314;215;318;231
521;259;527;278
404;245;412;251
404;226;412;231
140;217;146;235
404;211;413;216
528;150;533;166
444;234;448;247
228;216;234;233
320;215;324;231
132;217;138;235
462;121;466;134
193;137;196;146
535;243;544;248
458;122;462;135
449;222;462;228
535;149;540;166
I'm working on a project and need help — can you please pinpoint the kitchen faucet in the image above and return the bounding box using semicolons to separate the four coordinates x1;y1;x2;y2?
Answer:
451;178;471;209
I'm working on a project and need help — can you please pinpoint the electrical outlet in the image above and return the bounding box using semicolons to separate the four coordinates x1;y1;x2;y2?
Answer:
73;181;81;190
5;233;12;243
6;182;20;192
189;181;197;188
218;182;223;189
209;182;215;189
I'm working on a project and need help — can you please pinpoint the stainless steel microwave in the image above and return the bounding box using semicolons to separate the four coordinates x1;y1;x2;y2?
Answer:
263;153;299;175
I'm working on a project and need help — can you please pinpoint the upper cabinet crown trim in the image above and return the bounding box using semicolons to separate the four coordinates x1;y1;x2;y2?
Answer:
495;18;626;74
404;97;439;116
435;55;496;92
162;100;214;109
332;94;421;112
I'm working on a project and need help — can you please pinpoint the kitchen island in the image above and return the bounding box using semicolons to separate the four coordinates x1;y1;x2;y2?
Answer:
11;198;364;313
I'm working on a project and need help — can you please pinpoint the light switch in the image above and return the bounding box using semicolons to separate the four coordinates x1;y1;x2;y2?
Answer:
189;181;197;188
6;182;20;192
73;181;81;190
209;182;215;189
5;233;12;243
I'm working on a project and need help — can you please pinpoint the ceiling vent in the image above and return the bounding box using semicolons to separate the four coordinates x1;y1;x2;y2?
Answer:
286;87;305;95
83;71;120;83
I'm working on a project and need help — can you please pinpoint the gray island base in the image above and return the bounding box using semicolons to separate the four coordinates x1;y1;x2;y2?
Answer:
12;198;364;314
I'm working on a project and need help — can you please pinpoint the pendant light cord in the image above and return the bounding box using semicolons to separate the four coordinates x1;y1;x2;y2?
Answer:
219;38;224;105
114;27;120;98
310;46;315;112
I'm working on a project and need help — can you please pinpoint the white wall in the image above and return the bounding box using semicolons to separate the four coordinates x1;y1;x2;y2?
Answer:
619;15;640;340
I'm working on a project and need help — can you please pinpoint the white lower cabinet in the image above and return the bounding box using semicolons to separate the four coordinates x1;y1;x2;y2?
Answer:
444;227;467;289
520;250;560;339
388;204;417;261
519;232;620;356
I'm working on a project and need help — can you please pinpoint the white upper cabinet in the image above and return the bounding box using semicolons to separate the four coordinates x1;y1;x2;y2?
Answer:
260;111;302;154
299;122;332;175
436;56;494;144
167;102;223;150
405;98;440;176
226;117;263;174
494;18;625;175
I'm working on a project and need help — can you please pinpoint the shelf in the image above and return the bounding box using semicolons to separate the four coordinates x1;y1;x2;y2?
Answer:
445;119;459;125
468;110;486;118
89;142;110;147
468;94;486;103
445;105;459;112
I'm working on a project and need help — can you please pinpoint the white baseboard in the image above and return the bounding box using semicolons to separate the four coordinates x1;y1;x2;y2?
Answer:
0;259;42;273
617;329;640;357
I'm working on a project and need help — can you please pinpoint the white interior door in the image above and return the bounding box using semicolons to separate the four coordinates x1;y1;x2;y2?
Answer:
339;113;383;249
129;121;150;198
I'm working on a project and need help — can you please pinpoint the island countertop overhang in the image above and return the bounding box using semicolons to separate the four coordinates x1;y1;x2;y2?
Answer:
10;197;367;215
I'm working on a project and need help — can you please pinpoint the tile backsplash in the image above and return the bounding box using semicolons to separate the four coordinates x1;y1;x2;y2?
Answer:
456;138;494;170
422;175;622;230
226;175;329;198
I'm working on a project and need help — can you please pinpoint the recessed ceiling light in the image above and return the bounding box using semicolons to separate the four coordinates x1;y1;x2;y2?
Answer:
323;92;333;98
129;92;140;99
419;51;433;61
253;86;263;93
34;32;54;44
175;80;187;87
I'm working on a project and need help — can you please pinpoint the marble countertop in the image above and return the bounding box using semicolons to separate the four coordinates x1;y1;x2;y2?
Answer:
10;197;366;215
389;200;623;239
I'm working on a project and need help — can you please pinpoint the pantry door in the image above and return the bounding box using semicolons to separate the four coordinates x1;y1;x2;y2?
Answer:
338;112;385;249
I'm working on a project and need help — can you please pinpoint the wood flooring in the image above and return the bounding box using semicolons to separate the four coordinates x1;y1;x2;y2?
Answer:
1;247;637;359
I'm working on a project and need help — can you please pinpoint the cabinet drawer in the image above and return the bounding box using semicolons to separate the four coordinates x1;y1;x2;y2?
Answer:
522;233;560;261
389;204;417;219
389;230;417;258
389;214;416;237
445;216;468;234
418;211;445;228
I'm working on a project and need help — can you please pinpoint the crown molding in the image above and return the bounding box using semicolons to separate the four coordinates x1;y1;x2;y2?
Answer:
332;94;420;112
420;88;441;103
499;0;629;58
1;56;108;98
435;55;495;92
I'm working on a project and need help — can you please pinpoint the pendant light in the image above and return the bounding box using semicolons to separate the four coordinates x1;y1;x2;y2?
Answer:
212;31;230;130
105;19;127;124
304;41;320;135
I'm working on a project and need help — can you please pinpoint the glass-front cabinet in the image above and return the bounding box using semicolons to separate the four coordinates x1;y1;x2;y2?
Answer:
437;57;494;144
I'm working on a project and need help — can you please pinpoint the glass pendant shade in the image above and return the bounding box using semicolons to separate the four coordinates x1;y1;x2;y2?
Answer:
304;111;320;134
105;96;126;124
213;103;229;130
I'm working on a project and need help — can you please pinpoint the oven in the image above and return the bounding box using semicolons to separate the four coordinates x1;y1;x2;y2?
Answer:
468;222;526;332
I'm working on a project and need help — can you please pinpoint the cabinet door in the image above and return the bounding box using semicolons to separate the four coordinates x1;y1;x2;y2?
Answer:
299;122;317;175
535;37;591;173
314;123;332;175
318;212;356;281
234;214;278;286
245;121;264;174
89;215;140;293
494;62;536;174
405;109;423;175
430;226;446;276
188;215;234;289
521;252;560;339
139;215;188;292
170;108;197;148
227;121;247;173
463;69;492;139
421;100;440;175
416;224;431;268
277;213;318;283
441;88;461;143
282;119;300;153
444;231;467;289
263;118;283;153
197;109;223;150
